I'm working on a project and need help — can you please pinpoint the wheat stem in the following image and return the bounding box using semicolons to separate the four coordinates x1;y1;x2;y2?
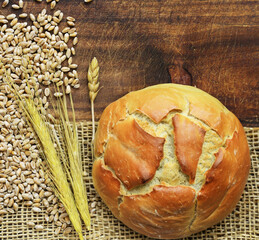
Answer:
91;100;95;141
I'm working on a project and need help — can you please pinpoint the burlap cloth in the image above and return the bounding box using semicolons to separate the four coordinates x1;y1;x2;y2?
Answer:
0;123;258;240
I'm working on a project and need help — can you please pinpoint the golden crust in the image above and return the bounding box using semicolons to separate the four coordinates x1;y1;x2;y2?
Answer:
191;121;250;233
104;118;165;190
93;84;250;239
92;159;121;217
119;185;196;239
127;88;186;123
173;114;206;183
94;97;127;156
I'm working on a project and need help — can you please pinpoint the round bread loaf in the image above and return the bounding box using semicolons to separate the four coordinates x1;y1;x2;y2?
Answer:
93;84;250;239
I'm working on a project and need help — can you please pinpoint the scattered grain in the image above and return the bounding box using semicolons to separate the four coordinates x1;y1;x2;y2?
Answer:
18;0;24;8
13;203;18;211
30;14;36;22
71;47;76;55
7;208;15;214
19;13;27;18
63;227;72;235
6;14;16;20
55;226;61;235
51;1;56;9
70;32;77;37
67;16;75;22
27;221;35;227
11;4;20;10
2;0;9;8
0;210;8;215
10;18;18;27
32;207;42;213
54;10;61;17
35;225;44;231
73;37;78;45
67;21;75;27
69;64;78;69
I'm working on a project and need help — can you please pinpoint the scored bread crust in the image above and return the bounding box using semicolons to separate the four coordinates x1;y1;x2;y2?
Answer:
93;84;250;239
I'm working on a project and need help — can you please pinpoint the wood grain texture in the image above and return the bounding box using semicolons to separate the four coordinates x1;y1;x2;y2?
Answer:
0;0;258;125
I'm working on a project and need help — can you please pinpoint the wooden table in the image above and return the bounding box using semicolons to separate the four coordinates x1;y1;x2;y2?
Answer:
1;0;258;126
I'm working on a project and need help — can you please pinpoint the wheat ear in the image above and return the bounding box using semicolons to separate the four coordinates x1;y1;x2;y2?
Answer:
87;57;100;151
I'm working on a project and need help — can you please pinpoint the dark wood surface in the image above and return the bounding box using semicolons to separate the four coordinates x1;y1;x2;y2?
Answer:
1;0;258;126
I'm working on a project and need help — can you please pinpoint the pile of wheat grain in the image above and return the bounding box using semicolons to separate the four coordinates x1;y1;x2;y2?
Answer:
0;7;95;236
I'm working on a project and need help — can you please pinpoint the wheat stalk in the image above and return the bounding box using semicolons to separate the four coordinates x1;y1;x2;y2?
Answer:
16;97;84;240
57;92;91;230
87;57;100;150
3;68;84;240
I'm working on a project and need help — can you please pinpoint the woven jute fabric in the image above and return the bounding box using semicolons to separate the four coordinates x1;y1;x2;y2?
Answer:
0;123;258;240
